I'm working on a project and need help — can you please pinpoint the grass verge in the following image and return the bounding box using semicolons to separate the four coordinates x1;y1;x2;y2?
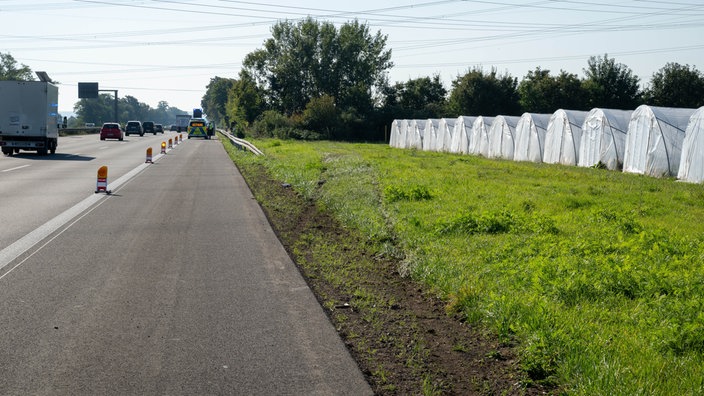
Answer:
222;136;704;395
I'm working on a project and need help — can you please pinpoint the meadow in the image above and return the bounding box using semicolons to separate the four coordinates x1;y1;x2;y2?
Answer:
228;138;704;395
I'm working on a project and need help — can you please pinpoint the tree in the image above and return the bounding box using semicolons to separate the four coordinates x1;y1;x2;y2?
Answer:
301;94;339;138
243;18;392;121
447;67;520;116
202;77;235;125
74;94;116;125
0;52;33;81
384;74;447;119
120;95;150;122
226;70;266;127
518;67;587;113
643;63;704;108
582;54;641;109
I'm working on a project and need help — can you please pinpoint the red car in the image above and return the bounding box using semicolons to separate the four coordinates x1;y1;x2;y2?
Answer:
100;122;124;141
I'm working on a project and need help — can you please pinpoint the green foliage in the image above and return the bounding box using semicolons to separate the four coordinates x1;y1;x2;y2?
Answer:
302;94;340;138
643;62;704;108
243;17;392;135
233;140;704;395
518;67;588;113
226;70;266;127
384;184;433;203
583;53;642;109
0;52;33;81
447;66;520;116
250;110;320;140
384;74;448;119
201;76;235;124
74;94;186;125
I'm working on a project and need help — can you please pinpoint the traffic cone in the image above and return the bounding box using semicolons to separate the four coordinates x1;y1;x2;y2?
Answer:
161;141;166;154
168;138;173;149
146;147;153;163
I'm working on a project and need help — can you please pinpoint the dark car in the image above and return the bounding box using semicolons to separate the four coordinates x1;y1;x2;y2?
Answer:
125;121;143;136
155;124;164;133
142;121;156;135
100;122;123;141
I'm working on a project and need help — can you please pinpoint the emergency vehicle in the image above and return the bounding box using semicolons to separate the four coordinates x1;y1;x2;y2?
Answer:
187;118;211;139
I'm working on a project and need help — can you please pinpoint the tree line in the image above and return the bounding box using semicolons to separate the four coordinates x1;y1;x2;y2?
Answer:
200;18;704;142
72;95;188;127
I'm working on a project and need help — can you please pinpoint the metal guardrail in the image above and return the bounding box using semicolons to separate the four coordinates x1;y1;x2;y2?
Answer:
220;130;264;156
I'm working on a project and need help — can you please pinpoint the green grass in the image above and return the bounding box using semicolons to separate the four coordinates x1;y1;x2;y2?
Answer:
227;138;704;395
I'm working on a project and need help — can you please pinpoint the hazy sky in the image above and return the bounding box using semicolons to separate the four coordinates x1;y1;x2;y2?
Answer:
3;0;703;114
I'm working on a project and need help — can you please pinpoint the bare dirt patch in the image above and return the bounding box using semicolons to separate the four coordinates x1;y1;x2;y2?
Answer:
238;162;556;395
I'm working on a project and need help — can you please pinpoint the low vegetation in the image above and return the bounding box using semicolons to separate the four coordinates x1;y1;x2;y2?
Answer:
225;138;704;395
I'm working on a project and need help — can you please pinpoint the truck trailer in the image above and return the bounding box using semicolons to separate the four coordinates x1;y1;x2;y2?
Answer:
0;80;61;156
174;114;190;132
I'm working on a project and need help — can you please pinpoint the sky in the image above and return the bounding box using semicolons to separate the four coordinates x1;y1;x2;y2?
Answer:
2;0;704;115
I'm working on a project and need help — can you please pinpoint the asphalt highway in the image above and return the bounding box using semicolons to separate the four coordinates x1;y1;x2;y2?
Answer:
0;136;372;395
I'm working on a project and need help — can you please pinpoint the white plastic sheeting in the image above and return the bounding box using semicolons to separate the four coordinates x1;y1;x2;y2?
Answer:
408;119;426;150
395;119;411;149
469;116;495;156
513;113;551;163
677;106;704;183
623;105;696;177
487;115;520;159
389;119;403;148
450;116;476;154
422;119;441;151
438;118;456;152
543;110;589;165
578;108;632;170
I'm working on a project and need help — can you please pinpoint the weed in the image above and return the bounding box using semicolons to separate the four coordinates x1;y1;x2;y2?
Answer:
384;184;433;203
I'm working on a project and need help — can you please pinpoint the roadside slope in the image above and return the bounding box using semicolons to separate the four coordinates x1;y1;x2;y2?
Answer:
224;141;553;395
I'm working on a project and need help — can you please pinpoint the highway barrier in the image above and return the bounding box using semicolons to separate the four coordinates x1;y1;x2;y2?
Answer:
221;130;263;156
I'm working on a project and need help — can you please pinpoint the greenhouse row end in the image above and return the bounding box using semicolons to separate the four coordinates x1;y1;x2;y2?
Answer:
389;105;704;184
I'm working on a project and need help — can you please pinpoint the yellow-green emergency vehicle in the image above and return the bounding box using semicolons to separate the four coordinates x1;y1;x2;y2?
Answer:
187;118;210;139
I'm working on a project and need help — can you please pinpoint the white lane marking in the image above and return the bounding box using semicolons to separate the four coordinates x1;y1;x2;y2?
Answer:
0;149;169;273
2;165;30;173
0;194;109;281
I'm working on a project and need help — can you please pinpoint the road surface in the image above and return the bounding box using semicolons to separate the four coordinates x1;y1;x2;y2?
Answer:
0;135;372;395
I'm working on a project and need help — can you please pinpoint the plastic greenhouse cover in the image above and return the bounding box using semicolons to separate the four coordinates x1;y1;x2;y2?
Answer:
513;113;551;163
450;116;476;154
543;110;589;166
578;108;632;170
677;106;704;183
624;105;696;177
487;115;520;160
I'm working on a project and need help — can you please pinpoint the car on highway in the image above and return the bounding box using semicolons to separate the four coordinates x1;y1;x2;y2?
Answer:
99;122;124;141
142;121;157;135
155;124;164;133
125;121;143;137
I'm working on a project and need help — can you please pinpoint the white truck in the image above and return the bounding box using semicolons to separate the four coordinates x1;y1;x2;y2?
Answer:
0;80;61;156
174;114;190;132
